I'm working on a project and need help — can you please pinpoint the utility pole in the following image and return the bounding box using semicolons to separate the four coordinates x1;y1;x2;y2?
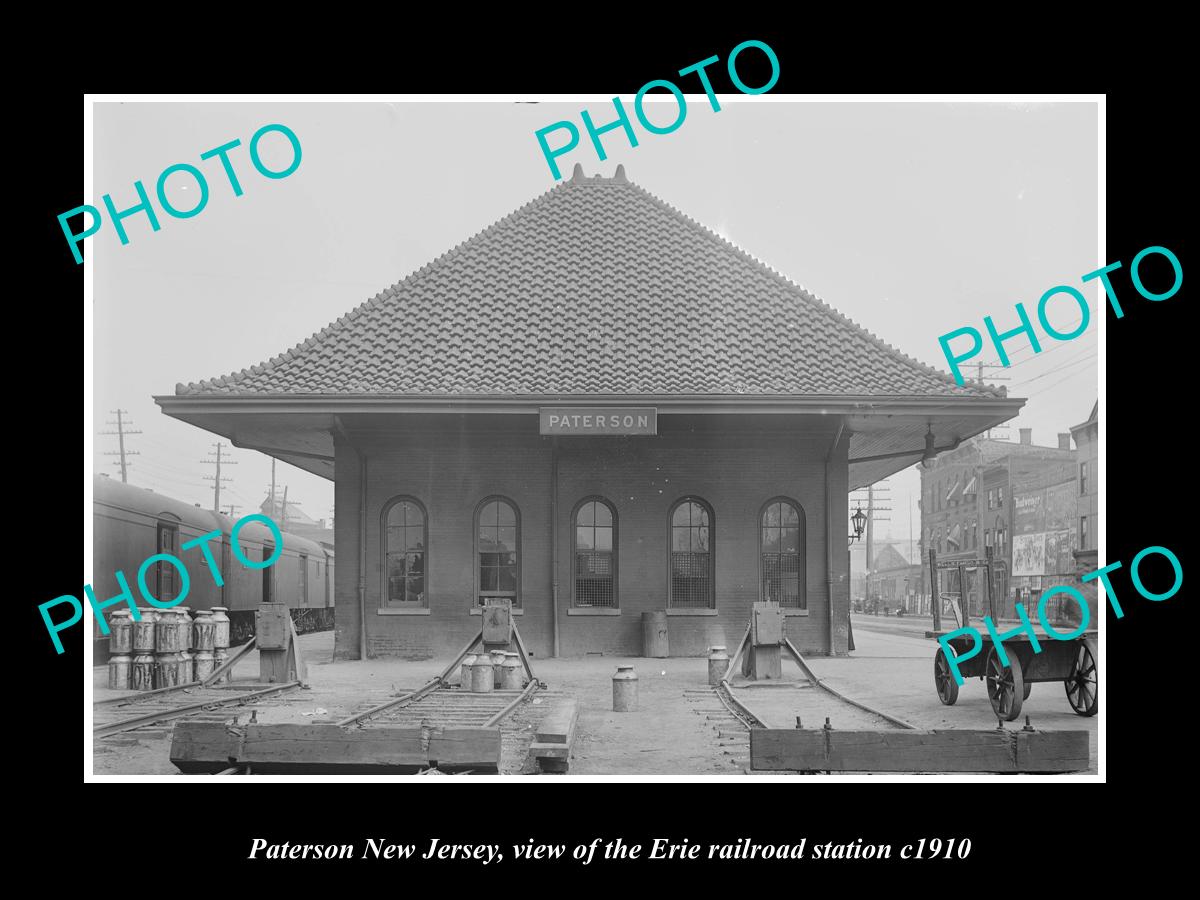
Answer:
202;442;236;512
281;485;289;532
976;362;1012;439
101;410;141;483
223;504;241;517
270;459;277;517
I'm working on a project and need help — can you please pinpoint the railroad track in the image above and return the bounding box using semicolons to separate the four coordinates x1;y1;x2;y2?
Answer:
93;681;303;739
687;630;917;772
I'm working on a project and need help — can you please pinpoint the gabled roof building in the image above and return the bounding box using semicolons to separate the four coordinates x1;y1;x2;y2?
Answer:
158;166;1021;659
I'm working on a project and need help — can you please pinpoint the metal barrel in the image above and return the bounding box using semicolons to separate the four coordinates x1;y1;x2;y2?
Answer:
642;611;669;658
155;608;183;653
211;647;229;684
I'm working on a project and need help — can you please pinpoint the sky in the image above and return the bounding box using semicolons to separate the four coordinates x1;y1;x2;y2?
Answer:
90;99;1099;537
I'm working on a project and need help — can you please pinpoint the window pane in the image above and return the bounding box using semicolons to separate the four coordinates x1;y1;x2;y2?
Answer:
764;503;781;528
387;552;407;577
406;526;424;553
594;526;612;552
496;501;516;527
495;526;516;553
762;527;780;553
576;526;593;550
498;566;518;592
672;504;691;527
480;567;498;591
593;502;612;528
781;503;799;526
577;501;595;527
481;501;499;526
694;525;709;552
406;552;424;575
407;576;424;603
692;504;709;527
672;527;690;551
781;526;800;555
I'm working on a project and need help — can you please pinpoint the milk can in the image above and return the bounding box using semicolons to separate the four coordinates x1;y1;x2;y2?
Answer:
490;649;507;688
175;607;193;650
613;665;638;712
158;651;184;688
211;646;229;684
179;647;194;684
193;648;215;682
192;609;216;651
132;609;158;653
470;655;495;693
108;653;132;690
500;652;524;690
109;608;134;655
155;608;182;653
460;653;477;688
131;651;156;691
707;646;730;686
210;607;231;649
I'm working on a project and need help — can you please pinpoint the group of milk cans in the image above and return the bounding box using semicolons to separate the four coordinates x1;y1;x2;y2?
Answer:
106;607;232;691
459;648;527;692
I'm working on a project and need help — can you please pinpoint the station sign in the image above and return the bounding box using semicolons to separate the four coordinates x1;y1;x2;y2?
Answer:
539;407;657;435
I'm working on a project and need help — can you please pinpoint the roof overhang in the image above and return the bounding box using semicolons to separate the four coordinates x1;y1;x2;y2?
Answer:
154;393;1025;488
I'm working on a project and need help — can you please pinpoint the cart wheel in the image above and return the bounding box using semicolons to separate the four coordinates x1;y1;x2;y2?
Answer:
986;647;1024;721
934;648;959;706
1064;637;1098;717
1023;681;1032;701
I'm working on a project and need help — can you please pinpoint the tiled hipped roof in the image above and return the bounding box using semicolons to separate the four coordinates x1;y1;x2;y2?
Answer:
175;166;1003;399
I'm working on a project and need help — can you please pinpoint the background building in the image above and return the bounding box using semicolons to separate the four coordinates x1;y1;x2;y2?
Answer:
920;428;1077;619
1071;401;1099;620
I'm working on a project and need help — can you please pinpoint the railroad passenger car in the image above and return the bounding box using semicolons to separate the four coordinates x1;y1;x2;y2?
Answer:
92;475;334;659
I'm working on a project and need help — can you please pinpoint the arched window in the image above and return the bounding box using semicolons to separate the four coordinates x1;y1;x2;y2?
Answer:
669;498;714;609
995;516;1007;554
382;497;427;607
573;498;617;608
477;497;520;608
761;498;805;609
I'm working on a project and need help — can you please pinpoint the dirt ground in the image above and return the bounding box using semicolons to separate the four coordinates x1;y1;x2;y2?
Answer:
91;620;1099;776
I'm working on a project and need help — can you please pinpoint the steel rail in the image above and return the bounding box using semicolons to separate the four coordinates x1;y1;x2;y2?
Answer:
335;630;484;727
93;681;301;738
783;637;917;730
714;679;768;730
481;679;541;728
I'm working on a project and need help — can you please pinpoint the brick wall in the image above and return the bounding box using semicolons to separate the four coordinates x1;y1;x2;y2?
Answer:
334;415;847;659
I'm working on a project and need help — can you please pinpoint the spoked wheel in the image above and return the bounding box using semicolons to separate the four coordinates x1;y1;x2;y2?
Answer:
934;648;960;705
1023;682;1032;701
986;647;1024;721
1064;637;1099;717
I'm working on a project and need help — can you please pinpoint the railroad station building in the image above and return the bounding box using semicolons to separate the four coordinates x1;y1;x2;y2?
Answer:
158;165;1021;661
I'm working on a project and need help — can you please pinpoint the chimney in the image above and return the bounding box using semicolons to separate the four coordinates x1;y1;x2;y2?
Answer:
1019;428;1032;445
1058;433;1072;450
